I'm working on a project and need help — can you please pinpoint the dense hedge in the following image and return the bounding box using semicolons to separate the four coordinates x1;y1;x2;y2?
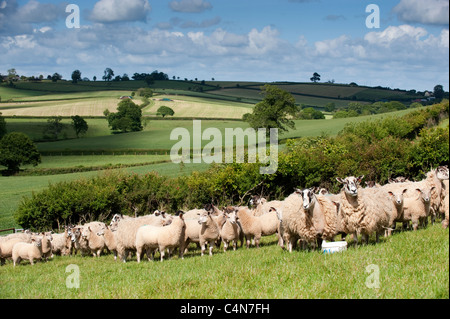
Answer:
15;101;449;231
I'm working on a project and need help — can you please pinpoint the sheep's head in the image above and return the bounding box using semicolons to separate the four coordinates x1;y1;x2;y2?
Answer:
31;238;42;247
109;214;123;227
436;166;449;180
336;176;364;197
388;189;408;206
301;188;316;211
224;210;238;225
198;211;210;224
70;227;81;242
416;187;436;203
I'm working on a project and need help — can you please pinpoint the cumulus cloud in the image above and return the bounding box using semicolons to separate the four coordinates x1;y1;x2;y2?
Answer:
90;0;151;23
393;0;449;25
169;0;212;13
0;0;65;35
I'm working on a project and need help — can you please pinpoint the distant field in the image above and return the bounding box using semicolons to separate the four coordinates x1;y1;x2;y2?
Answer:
145;95;252;119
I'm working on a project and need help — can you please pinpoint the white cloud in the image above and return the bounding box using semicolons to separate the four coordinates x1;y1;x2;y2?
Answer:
90;0;151;23
169;0;212;13
393;0;449;25
364;25;428;46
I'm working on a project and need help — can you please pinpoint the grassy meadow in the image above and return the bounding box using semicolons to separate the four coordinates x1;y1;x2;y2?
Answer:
0;225;448;299
0;81;447;300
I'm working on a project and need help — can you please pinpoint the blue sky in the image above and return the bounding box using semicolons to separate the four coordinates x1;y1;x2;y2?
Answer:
1;0;449;91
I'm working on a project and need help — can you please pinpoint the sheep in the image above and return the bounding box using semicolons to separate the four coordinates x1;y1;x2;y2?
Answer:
198;210;221;256
82;226;106;257
68;226;90;256
251;195;284;217
301;188;342;246
51;228;71;256
97;225;118;260
0;233;32;265
403;186;435;231
41;232;53;261
135;211;186;262
336;176;393;245
114;212;170;262
442;180;449;229
218;210;241;252
423;166;448;223
12;237;43;267
386;188;409;234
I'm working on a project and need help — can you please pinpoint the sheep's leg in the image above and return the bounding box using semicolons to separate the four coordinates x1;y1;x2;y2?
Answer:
245;236;251;249
209;241;215;256
233;240;237;251
200;241;206;256
136;247;142;263
255;237;260;249
160;249;165;262
223;240;228;252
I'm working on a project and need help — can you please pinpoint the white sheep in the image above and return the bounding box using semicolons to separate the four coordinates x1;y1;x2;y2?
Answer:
198;210;221;256
386;188;409;235
336;176;393;245
12;237;43;267
403;186;435;231
51;228;71;256
97;225;118;260
442;180;449;229
114;212;170;262
135;211;186;262
0;233;32;265
82;226;106;257
40;232;53;261
218;210;241;252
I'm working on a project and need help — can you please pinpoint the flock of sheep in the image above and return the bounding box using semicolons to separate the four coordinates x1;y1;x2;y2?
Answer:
1;166;448;266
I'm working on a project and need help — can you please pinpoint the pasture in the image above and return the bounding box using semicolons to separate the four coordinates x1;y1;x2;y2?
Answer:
0;225;448;299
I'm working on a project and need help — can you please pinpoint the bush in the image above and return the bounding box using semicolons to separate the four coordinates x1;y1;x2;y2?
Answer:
0;132;41;172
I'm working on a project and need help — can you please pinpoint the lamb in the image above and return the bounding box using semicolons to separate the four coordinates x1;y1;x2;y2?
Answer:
81;226;106;257
97;225;118;260
198;210;221;256
0;233;32;265
218;210;241;252
336;176;393;245
114;212;170;262
250;195;284;217
403;186;435;231
386;188;409;235
135;211;186;262
12;237;43;267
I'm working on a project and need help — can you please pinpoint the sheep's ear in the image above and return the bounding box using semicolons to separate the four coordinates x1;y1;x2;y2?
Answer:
336;177;345;184
388;178;394;184
388;191;394;197
431;186;436;191
356;175;365;184
416;188;423;194
402;189;408;194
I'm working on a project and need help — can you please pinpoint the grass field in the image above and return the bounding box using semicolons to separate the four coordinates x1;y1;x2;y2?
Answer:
0;224;448;299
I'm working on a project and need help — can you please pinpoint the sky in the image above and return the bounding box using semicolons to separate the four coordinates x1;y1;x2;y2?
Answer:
0;0;449;91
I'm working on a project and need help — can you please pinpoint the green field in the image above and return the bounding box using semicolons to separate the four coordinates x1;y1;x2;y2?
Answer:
0;225;448;299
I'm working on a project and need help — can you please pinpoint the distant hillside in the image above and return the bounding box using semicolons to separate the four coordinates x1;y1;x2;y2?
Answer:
2;79;425;108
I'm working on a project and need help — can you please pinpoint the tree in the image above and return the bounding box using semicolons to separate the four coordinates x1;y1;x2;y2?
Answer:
0;112;6;139
144;75;154;87
103;68;114;81
0;132;41;172
434;85;444;102
243;84;298;134
298;107;325;120
310;72;321;83
7;68;17;81
106;99;143;133
71;70;82;84
51;73;62;82
157;106;175;118
71;115;88;138
93;76;97;82
43;116;64;140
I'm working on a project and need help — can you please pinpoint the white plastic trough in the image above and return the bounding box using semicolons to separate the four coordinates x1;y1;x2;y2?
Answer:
322;240;347;254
